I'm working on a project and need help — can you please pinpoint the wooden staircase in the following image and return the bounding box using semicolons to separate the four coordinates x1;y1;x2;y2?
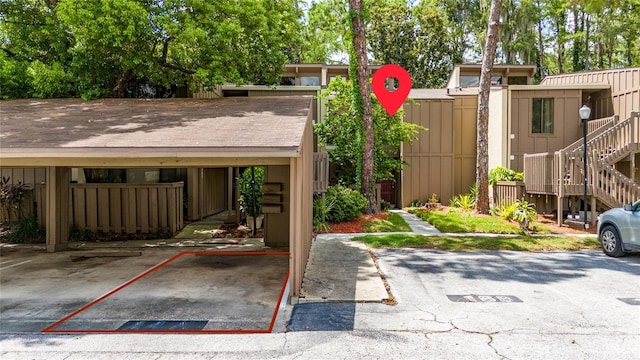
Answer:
524;112;640;221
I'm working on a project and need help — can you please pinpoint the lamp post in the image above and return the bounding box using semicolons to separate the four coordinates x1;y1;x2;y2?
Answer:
579;104;591;230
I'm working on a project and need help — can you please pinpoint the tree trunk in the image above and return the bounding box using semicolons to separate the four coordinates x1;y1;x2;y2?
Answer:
556;12;565;73
584;14;590;70
475;0;502;215
536;1;544;79
349;0;377;214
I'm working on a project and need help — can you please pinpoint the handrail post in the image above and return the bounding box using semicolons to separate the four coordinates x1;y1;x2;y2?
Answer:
557;150;563;227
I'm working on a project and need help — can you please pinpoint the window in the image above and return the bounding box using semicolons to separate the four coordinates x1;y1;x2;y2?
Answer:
280;76;295;86
459;75;479;87
532;98;554;134
508;76;528;85
300;76;320;86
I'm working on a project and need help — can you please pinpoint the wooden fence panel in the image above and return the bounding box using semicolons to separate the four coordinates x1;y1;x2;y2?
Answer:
36;183;183;234
492;181;526;207
86;187;98;231
109;188;122;232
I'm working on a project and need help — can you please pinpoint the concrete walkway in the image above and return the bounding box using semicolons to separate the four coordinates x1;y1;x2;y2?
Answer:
298;209;439;303
389;209;442;235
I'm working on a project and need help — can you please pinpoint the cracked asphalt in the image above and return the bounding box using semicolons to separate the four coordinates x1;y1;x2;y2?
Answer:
2;249;639;359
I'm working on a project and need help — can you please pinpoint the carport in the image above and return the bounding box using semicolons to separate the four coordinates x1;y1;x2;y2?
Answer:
0;96;314;300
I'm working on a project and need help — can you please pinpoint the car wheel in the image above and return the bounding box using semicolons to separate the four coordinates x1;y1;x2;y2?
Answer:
600;225;625;257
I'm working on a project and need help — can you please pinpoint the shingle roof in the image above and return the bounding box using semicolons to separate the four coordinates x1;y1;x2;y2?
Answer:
0;96;311;154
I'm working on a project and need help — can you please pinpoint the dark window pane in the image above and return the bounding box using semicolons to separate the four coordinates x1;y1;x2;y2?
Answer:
280;76;295;86
532;99;542;133
532;98;554;134
508;76;528;85
460;75;479;87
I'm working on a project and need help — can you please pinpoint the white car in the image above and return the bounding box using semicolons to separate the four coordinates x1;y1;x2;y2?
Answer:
597;199;640;257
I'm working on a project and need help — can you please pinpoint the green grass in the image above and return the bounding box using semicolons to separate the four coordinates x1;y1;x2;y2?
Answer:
362;212;412;232
353;233;600;251
409;208;522;233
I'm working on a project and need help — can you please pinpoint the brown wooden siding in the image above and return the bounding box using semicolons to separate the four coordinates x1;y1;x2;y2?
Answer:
510;89;582;171
247;90;318;97
453;96;478;195
289;115;314;300
187;168;226;220
401;100;455;206
542;67;640;119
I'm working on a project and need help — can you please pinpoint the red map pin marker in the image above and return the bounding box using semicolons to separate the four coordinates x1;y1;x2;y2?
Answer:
371;64;412;116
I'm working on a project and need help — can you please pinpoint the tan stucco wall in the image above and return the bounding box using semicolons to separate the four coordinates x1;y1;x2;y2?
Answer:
488;88;508;171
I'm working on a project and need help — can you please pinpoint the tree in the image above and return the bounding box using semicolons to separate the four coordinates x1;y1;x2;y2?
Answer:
476;0;503;214
315;77;423;185
367;0;457;88
349;0;376;214
0;0;303;99
299;0;350;64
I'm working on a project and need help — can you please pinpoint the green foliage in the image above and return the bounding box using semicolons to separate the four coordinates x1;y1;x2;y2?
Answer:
450;194;476;212
352;233;600;251
409;208;521;234
450;184;477;211
0;55;31;99
315;77;425;184
361;212;411;232
237;167;264;217
28;61;73;98
0;178;30;221
491;199;538;231
368;0;459;88
323;185;367;223
0;0;302;99
2;214;43;244
490;201;519;221
489;166;524;186
313;194;335;233
380;200;394;211
299;0;349;63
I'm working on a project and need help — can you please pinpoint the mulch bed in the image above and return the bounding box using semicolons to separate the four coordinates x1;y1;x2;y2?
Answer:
328;212;389;233
328;209;597;235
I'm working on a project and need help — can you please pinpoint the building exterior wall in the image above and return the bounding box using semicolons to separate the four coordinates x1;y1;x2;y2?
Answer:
541;67;640;119
187;168;226;220
488;88;508;171
453;95;478;196
401;99;455;206
288;114;314;301
509;88;582;171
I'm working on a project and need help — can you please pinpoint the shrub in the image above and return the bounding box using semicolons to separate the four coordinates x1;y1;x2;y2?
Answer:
313;194;335;233
237;167;264;217
324;185;367;223
489;166;524;186
3;214;43;243
451;194;475;211
491;199;537;232
450;184;477;211
380;200;394;211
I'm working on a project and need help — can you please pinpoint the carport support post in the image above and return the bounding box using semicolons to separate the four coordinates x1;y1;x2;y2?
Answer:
46;166;71;252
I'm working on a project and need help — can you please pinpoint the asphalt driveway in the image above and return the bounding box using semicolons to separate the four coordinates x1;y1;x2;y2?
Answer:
1;241;639;359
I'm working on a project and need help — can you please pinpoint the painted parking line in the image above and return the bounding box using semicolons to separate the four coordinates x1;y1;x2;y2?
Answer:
0;260;32;271
42;251;290;334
